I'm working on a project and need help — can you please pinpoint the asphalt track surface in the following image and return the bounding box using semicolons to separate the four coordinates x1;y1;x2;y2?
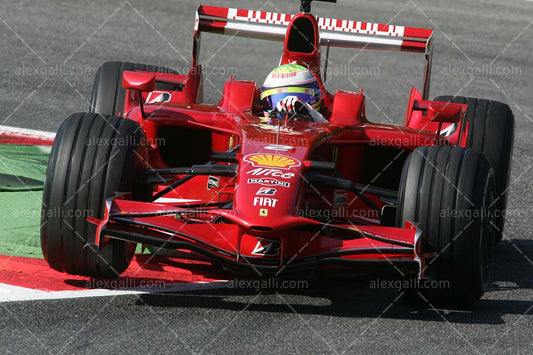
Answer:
1;0;533;353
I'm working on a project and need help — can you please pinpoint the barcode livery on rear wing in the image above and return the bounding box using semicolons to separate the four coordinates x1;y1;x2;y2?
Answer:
195;5;433;53
193;5;434;99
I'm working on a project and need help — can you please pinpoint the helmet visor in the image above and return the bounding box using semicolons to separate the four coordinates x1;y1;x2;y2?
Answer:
260;86;319;111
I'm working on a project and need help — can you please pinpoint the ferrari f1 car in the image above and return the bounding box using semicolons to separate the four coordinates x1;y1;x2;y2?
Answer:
41;0;514;304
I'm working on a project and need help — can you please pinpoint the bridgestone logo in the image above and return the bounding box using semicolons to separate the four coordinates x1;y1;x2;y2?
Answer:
247;178;289;188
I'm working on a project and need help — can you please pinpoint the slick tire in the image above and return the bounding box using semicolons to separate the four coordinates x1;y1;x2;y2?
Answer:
41;112;148;278
396;146;497;305
434;96;514;243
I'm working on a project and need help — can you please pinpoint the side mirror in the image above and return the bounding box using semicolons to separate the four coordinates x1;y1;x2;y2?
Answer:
122;71;156;92
122;71;156;119
427;102;462;123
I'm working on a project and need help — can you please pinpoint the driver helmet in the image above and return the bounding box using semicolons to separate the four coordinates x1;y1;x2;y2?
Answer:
260;64;323;112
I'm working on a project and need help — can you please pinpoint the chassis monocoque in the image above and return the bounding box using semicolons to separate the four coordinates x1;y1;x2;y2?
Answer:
41;0;514;305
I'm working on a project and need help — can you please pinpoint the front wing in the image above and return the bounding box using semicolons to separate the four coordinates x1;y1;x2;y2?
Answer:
92;197;424;277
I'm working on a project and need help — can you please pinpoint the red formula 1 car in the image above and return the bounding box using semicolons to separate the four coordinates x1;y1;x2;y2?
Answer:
41;0;514;304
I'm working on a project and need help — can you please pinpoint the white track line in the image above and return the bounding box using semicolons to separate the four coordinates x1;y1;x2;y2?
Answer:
0;281;228;303
0;125;56;139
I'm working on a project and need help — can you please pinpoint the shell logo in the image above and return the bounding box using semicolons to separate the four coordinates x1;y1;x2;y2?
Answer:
244;154;301;169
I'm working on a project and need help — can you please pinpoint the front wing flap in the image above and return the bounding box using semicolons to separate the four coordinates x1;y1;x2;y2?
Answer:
93;197;423;276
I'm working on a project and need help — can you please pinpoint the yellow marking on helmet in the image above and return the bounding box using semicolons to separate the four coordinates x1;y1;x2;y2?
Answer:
270;64;307;74
260;87;315;100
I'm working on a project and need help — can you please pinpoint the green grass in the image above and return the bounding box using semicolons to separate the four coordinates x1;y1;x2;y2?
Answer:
0;144;48;258
0;191;44;258
0;144;50;191
0;143;147;259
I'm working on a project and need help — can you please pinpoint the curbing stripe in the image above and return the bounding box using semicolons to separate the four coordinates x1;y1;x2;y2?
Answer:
0;125;55;145
0;281;228;303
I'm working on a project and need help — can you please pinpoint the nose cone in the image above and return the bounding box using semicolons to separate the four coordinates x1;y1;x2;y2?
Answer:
235;153;304;226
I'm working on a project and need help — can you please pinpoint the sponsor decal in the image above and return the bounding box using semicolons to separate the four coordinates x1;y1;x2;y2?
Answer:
207;176;220;189
247;168;294;179
146;91;171;104
259;209;269;217
256;187;277;196
244;154;301;170
440;123;458;137
252;239;281;256
247;178;290;188
334;190;348;206
253;197;278;207
264;145;294;152
271;72;298;79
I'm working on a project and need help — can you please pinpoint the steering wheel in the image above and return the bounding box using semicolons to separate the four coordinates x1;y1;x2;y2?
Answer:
268;108;312;122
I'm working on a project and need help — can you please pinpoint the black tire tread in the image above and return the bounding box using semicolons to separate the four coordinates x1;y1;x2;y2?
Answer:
41;112;145;277
434;95;514;240
397;145;496;305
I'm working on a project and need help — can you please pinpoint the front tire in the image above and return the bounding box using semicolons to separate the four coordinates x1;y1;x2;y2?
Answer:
397;146;497;305
41;112;148;277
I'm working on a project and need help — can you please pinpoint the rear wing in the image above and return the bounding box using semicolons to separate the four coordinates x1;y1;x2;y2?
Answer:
193;5;433;98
